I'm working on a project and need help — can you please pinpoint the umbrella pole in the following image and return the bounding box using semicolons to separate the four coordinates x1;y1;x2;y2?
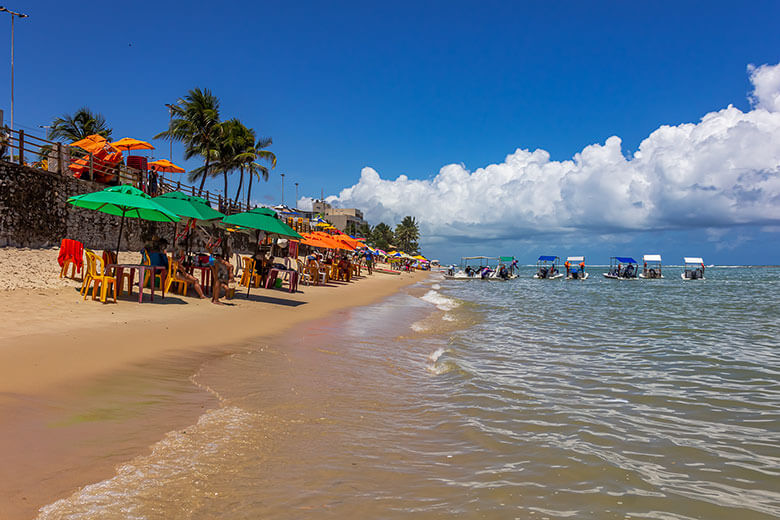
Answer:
116;211;126;264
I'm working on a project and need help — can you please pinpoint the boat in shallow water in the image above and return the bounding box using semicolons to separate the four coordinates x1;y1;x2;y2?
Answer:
603;256;639;280
444;256;517;280
565;256;589;280
681;257;706;280
639;254;664;279
534;255;563;279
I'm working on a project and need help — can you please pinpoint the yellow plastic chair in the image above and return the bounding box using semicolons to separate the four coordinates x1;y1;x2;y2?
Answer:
240;257;262;288
164;257;190;295
83;250;117;303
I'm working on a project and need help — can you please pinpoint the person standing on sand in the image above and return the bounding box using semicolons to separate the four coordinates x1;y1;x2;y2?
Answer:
365;250;373;275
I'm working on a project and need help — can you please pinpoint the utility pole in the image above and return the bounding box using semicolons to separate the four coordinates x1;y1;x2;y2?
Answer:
280;172;285;206
0;6;29;132
294;182;299;207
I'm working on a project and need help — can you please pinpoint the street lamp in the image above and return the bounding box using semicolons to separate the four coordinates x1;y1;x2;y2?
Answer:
280;173;285;206
0;6;29;132
164;103;174;160
294;182;299;207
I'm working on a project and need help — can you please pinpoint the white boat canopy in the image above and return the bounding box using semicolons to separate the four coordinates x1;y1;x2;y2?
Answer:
567;256;584;262
643;254;662;262
684;257;704;264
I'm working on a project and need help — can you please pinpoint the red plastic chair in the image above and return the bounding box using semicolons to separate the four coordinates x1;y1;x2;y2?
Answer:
58;239;84;279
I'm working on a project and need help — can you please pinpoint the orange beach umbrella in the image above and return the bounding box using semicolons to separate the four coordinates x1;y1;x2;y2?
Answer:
148;159;185;173
70;134;116;154
110;137;155;152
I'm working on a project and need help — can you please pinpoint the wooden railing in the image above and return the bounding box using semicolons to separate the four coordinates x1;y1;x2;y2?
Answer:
0;127;253;216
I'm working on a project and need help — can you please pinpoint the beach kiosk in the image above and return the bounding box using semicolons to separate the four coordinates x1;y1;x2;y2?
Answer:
640;254;664;279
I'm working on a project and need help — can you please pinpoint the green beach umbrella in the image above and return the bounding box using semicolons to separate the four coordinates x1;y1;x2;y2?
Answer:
222;211;302;239
68;184;181;261
249;207;277;217
153;191;225;221
153;191;226;256
222;210;302;297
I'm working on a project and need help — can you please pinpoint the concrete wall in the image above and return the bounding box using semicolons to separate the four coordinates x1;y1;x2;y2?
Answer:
0;160;253;253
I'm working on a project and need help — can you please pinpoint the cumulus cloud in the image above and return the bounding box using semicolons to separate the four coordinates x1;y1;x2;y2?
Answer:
329;63;780;241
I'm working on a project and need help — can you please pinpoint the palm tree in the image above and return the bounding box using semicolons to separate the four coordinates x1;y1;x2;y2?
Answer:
245;137;276;208
207;118;245;201
231;124;260;204
394;216;420;254
47;107;112;142
155;88;221;196
370;222;394;250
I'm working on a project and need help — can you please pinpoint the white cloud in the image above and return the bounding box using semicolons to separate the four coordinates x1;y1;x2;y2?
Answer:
330;62;780;242
749;62;780;112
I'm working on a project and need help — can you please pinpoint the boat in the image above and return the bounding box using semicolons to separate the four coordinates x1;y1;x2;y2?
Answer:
681;257;706;280
444;256;517;280
603;256;639;280
564;256;589;280
639;254;664;279
534;255;563;279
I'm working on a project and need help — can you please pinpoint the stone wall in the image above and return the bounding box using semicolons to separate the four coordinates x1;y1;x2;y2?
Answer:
0;160;253;253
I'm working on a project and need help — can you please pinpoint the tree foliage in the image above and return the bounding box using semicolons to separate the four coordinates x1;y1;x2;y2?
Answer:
155;87;221;196
369;222;394;250
48;107;112;142
394;216;420;254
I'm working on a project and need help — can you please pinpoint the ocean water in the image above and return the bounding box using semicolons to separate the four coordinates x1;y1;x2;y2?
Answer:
39;267;780;519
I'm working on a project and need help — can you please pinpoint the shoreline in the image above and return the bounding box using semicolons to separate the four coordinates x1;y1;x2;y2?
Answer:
0;263;429;519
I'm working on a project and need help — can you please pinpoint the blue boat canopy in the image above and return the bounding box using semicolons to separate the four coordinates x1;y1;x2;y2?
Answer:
615;256;637;263
538;255;557;261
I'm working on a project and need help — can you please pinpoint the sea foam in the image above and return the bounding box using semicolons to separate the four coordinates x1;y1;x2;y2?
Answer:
421;290;459;311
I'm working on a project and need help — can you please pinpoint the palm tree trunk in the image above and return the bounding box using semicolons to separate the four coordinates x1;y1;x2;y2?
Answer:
197;157;210;196
234;166;244;204
223;171;229;201
246;174;253;208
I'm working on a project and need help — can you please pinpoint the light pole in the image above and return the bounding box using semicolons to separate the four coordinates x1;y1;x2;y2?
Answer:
280;173;285;206
0;6;29;132
294;182;299;207
164;103;174;160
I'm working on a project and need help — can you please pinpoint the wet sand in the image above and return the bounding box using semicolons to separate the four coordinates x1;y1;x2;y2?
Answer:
0;255;428;519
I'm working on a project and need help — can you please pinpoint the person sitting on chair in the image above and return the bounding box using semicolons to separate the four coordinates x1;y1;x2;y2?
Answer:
212;252;234;305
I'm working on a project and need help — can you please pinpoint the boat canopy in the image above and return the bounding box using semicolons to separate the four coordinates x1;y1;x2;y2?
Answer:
567;256;584;262
499;256;514;262
615;256;637;264
684;257;704;264
538;255;557;261
643;254;662;262
462;256;494;260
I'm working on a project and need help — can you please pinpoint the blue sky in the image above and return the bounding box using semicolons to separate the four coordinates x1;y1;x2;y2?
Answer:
2;1;780;263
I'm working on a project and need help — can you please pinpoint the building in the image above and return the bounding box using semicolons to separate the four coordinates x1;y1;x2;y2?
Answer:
311;200;367;232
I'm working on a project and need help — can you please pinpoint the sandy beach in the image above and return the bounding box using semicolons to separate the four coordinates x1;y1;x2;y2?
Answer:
0;247;428;519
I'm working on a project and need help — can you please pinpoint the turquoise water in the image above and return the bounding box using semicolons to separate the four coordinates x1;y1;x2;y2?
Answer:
38;267;780;519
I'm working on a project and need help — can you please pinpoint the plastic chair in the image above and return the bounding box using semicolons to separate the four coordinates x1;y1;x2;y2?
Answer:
142;250;166;289
239;257;262;288
58;239;84;279
83;250;117;303
296;259;311;286
164;257;190;295
102;250;134;297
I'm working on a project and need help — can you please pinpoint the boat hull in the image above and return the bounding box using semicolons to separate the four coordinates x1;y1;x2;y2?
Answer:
566;272;589;280
603;273;639;280
533;273;563;280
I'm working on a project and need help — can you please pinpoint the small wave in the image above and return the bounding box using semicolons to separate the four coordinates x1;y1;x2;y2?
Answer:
421;290;460;311
442;313;455;322
432;283;441;290
411;321;429;332
426;348;454;375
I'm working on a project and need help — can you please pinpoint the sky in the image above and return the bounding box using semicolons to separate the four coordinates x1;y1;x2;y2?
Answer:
1;1;779;264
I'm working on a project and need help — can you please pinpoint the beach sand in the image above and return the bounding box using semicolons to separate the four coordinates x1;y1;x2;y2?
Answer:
0;247;427;519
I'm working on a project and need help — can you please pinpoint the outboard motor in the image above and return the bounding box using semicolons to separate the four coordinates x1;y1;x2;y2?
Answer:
539;266;548;278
